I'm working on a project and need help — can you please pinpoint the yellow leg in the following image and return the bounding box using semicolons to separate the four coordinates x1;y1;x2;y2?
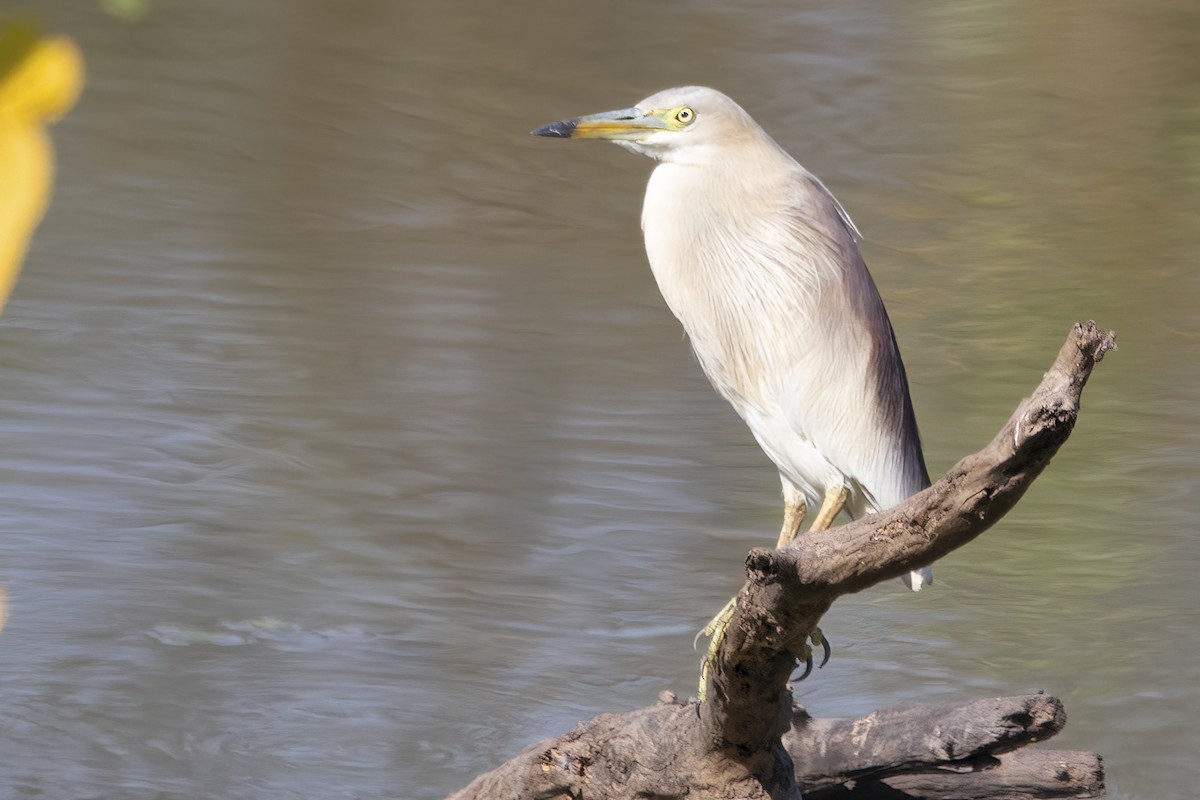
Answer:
808;485;849;532
775;495;807;548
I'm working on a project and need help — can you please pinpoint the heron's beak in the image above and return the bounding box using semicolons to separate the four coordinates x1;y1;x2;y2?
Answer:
531;107;669;140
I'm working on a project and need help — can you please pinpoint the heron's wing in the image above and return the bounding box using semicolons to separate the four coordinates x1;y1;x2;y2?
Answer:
770;171;929;510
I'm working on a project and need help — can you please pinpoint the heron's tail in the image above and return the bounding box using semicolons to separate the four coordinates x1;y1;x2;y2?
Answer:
902;565;933;592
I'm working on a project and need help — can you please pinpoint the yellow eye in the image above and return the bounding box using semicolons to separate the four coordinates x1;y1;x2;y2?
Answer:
675;107;695;125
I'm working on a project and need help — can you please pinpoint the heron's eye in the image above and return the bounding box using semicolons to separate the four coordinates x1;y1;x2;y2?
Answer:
675;107;695;125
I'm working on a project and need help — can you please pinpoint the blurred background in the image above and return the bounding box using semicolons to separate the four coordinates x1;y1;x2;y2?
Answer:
2;1;1198;797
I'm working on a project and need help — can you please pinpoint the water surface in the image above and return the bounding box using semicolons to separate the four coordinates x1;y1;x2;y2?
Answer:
3;2;1198;798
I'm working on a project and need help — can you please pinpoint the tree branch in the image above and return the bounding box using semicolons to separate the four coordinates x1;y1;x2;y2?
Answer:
787;694;1067;794
851;750;1105;799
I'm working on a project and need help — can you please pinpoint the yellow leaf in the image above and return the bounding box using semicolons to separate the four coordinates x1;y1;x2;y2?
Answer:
0;23;84;313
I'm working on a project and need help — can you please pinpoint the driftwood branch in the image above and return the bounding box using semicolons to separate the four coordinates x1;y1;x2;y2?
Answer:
788;694;1101;798
446;692;1101;800
788;694;1067;794
446;322;1114;800
872;749;1105;799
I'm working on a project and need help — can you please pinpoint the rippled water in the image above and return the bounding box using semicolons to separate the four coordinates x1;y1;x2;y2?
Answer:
3;2;1198;798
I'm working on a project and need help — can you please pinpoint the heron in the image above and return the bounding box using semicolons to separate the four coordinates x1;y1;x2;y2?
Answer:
532;86;933;698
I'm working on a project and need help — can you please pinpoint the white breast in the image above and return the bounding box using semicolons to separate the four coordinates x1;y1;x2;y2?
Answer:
640;160;859;505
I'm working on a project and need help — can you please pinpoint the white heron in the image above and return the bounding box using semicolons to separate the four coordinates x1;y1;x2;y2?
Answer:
533;86;933;697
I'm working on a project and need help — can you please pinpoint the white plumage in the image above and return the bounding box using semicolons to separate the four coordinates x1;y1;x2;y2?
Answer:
534;86;933;590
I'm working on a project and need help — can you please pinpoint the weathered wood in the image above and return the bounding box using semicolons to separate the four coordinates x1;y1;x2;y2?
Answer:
445;323;1115;800
847;750;1105;799
446;693;795;800
788;694;1067;795
446;693;1088;800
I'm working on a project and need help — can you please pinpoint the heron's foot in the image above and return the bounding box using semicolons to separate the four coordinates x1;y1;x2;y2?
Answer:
695;595;737;703
695;611;832;701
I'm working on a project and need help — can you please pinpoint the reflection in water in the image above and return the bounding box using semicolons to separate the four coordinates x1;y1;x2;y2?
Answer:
3;2;1197;798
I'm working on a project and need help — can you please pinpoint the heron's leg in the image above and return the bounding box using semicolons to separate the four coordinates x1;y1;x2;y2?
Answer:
808;485;849;532
775;493;807;548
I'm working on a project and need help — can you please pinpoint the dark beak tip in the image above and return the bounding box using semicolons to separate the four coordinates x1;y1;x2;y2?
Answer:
531;119;577;139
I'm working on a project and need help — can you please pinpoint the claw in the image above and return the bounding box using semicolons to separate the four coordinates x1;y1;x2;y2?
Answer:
815;629;832;668
794;650;814;682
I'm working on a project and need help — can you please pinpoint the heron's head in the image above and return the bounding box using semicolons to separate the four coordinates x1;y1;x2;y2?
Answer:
532;86;767;164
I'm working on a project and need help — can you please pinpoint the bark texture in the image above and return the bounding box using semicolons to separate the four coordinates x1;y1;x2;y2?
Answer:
446;322;1115;800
